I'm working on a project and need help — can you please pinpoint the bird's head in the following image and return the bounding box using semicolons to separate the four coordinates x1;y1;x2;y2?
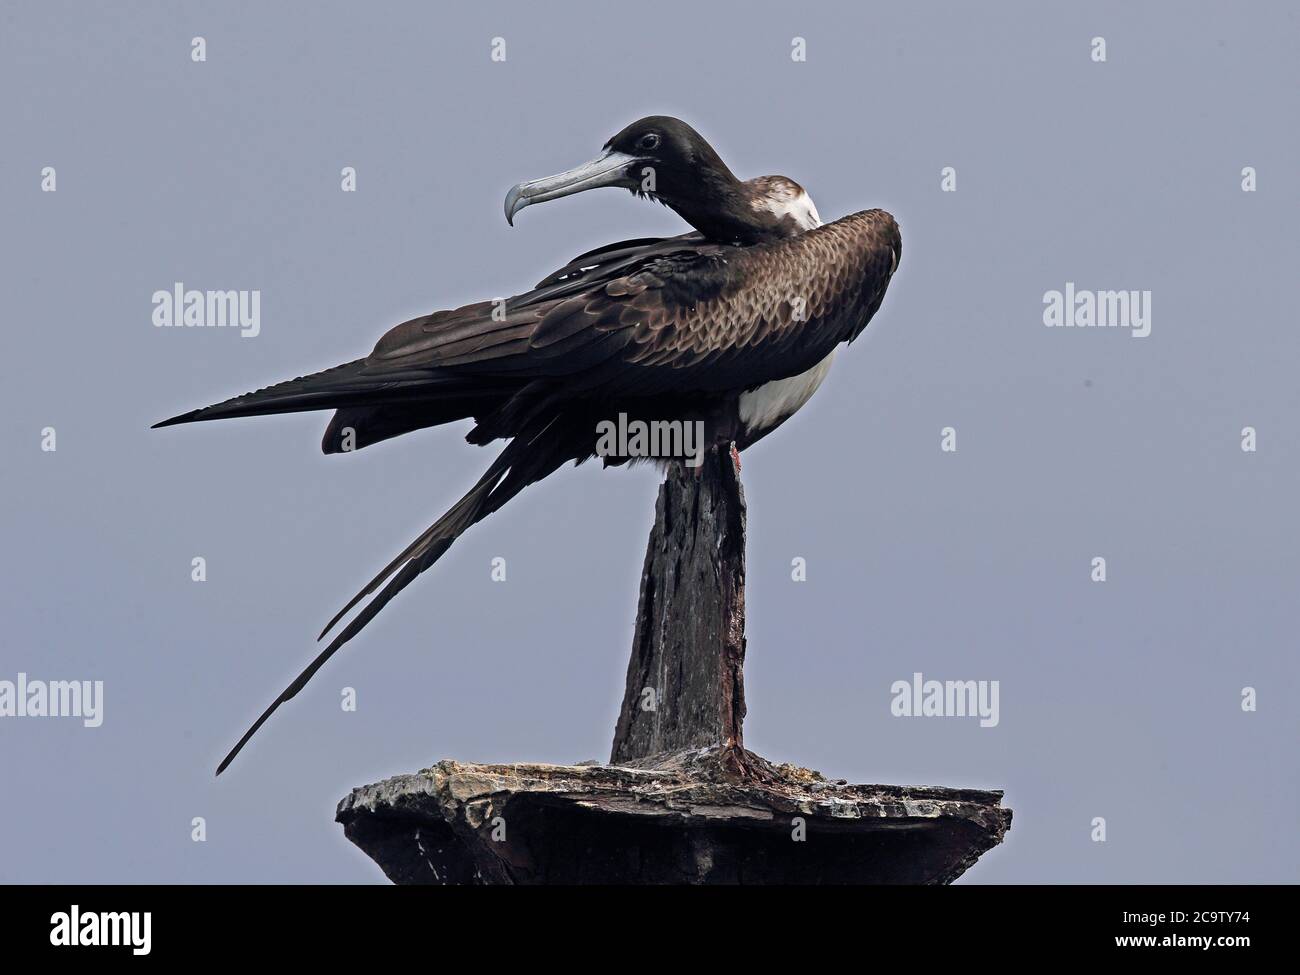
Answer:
505;116;801;244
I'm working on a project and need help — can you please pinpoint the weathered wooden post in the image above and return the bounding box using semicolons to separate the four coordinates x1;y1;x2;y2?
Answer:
336;444;1011;883
612;446;748;767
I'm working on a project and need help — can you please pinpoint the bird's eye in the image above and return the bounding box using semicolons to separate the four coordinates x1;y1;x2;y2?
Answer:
637;133;661;151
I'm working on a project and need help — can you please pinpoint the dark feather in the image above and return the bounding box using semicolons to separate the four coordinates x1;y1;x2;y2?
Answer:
169;209;901;774
216;414;582;775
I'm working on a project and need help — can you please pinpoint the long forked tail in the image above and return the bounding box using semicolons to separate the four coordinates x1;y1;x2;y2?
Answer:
215;415;572;775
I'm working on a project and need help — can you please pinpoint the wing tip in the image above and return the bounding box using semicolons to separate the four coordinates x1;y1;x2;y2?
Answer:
152;410;202;429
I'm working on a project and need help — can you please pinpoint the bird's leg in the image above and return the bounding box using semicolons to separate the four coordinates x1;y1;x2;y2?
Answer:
730;442;742;474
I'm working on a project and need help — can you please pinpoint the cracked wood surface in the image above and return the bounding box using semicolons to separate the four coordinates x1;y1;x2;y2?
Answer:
337;747;1012;884
611;445;747;764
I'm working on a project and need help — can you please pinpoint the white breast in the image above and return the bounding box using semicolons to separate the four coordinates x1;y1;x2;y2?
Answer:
738;349;836;437
738;180;831;437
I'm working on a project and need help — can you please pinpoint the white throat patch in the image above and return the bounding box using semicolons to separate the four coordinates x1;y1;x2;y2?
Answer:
780;190;822;231
749;176;822;232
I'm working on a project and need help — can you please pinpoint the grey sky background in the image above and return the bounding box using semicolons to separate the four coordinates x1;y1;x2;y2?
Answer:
2;0;1296;883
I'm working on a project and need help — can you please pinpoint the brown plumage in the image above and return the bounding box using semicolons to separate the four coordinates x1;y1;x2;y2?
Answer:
154;116;901;774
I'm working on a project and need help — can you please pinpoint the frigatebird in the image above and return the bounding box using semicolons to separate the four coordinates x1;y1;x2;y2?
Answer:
155;116;901;774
